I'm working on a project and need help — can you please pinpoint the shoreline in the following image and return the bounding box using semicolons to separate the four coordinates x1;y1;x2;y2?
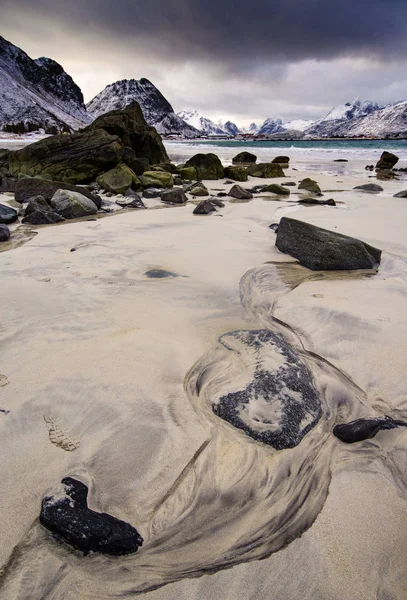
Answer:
0;156;407;599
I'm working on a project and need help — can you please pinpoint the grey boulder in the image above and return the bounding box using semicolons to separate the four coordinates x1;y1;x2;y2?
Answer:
161;188;188;204
51;190;98;219
275;217;381;270
228;184;253;200
354;183;383;193
0;203;18;224
0;223;10;242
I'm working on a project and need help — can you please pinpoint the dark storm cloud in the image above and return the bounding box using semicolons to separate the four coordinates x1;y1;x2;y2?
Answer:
4;0;407;67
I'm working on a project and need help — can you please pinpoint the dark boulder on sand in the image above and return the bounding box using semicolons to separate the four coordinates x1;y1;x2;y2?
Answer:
298;198;336;206
184;153;224;180
275;217;381;270
247;163;284;178
334;416;407;443
161;188;187;204
15;177;102;208
298;178;321;193
393;190;407;198
375;151;399;171
96;164;140;195
50;190;98;219
0;223;10;242
272;156;290;164
193;200;218;215
40;477;143;556
140;171;173;189
232;151;257;164
354;183;383;193
224;165;248;182
228;184;253;200
263;183;290;195
0;203;18;224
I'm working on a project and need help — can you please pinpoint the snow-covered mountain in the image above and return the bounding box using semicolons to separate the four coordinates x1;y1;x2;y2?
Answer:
283;119;314;132
338;101;407;138
87;79;199;138
177;110;226;136
304;99;383;137
217;119;241;136
256;118;286;136
0;36;91;133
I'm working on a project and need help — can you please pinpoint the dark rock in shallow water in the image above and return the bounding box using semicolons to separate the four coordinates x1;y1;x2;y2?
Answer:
232;151;257;164
276;217;381;271
145;269;178;278
354;183;383;193
282;182;297;187
228;184;253;200
217;191;228;197
333;159;348;162
375;151;399;171
393;190;407;198
40;477;143;555
212;330;322;450
333;417;407;443
15;177;102;208
0;224;10;242
0;203;18;224
22;208;65;225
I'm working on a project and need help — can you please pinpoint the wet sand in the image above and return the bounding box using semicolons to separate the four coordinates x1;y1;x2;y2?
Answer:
0;158;406;599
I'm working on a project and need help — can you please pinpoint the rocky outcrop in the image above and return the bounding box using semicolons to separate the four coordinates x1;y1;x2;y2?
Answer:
50;190;98;219
224;166;248;182
9;103;168;184
0;203;18;224
0;223;10;241
97;164;140;195
184;153;224;180
298;178;321;193
232;151;257;164
247;163;284;178
275;217;382;270
375;151;399;170
40;477;143;556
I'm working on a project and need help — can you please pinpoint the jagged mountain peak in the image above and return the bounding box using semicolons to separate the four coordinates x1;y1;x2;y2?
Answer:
0;36;91;133
88;79;199;137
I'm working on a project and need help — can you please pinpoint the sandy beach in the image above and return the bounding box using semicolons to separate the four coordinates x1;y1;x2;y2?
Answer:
0;148;407;599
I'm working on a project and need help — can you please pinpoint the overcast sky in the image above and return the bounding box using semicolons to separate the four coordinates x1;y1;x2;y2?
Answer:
3;0;407;126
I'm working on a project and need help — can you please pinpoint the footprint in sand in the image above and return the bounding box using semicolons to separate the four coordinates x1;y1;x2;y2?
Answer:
43;416;80;451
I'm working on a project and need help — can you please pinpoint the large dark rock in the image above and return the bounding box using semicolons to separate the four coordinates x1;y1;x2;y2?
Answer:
22;208;65;224
161;188;187;204
193;200;217;214
85;102;168;165
394;190;407;198
334;417;407;443
212;330;322;450
0;204;18;224
247;163;284;178
224;166;248;182
51;190;98;219
9;103;168;184
263;183;290;195
275;217;382;270
24;195;50;216
0;224;10;242
272;156;290;164
189;183;209;196
184;153;224;180
96;164;140;195
40;477;143;556
354;183;383;193
232;151;257;164
0;176;18;192
228;184;253;200
15;177;102;208
9;129;124;184
375;151;399;171
140;171;173;189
